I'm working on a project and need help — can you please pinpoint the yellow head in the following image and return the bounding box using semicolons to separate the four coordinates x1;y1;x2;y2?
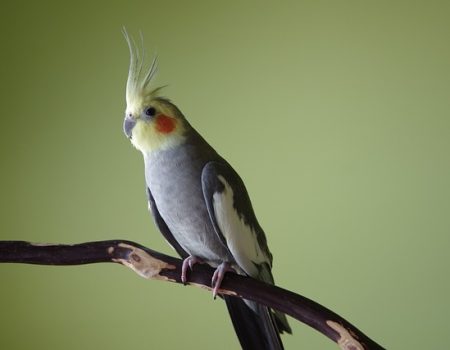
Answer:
123;30;186;154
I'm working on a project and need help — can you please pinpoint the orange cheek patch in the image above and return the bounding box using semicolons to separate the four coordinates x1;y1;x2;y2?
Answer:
155;115;176;133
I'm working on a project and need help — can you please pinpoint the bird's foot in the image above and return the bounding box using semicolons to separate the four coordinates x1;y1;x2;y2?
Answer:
181;255;204;284
211;262;234;299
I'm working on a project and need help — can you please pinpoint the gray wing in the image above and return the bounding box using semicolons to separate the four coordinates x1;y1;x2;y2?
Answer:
146;187;188;258
201;161;273;278
201;161;292;341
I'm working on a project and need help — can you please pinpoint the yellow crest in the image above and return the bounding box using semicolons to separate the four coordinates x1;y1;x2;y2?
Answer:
123;28;164;108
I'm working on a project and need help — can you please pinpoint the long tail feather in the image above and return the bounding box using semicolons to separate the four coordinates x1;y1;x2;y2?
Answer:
224;295;284;350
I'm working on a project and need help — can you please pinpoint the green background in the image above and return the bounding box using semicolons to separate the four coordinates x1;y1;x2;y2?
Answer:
1;1;449;349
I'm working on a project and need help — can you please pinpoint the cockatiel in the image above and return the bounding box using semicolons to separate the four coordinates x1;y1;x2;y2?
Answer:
122;32;291;350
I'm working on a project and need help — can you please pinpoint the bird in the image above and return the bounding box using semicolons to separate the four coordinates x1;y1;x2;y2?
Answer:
122;31;292;350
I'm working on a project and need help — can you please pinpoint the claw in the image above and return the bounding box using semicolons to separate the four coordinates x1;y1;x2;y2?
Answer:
181;256;203;284
188;258;197;270
211;262;234;299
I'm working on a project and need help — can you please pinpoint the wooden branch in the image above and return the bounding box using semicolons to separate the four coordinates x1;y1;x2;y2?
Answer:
0;240;384;350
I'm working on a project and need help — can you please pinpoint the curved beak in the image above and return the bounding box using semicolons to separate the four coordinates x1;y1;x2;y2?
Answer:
123;116;136;139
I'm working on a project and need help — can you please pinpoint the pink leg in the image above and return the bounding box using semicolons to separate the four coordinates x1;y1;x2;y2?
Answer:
181;256;203;284
211;262;235;299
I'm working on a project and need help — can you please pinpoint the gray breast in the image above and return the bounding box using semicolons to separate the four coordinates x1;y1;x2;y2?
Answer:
144;145;232;263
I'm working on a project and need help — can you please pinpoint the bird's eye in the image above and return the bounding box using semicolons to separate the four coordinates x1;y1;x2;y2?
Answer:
144;107;156;117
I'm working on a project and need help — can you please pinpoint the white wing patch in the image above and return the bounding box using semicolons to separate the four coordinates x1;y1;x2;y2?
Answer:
212;175;270;277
